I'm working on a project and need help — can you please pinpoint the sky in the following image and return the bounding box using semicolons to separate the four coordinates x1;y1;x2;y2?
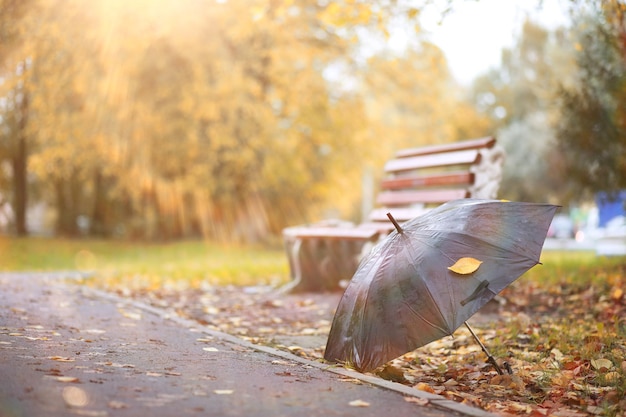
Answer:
418;0;572;85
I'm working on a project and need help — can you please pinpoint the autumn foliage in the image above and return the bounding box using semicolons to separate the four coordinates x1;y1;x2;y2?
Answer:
0;0;491;241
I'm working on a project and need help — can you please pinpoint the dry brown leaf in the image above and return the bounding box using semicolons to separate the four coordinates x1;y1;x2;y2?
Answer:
550;348;565;362
71;410;108;416
602;372;620;384
49;356;74;362
413;382;435;393
203;347;219;352
214;389;234;395
448;257;482;275
56;376;79;383
108;401;128;409
376;364;407;383
83;329;106;334
25;336;48;341
404;397;429;406
590;358;613;372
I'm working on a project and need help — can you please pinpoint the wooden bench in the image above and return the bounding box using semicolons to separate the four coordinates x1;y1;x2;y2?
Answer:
282;136;505;292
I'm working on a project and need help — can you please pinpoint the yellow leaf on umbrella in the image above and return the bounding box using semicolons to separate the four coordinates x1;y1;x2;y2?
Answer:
448;257;482;275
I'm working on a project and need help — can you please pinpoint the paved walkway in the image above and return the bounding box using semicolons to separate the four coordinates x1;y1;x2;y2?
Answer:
0;273;492;417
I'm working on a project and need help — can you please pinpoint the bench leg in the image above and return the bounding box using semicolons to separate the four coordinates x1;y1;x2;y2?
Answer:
281;236;376;293
278;238;304;293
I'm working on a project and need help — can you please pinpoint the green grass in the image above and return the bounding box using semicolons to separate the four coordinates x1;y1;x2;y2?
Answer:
0;236;290;288
530;250;624;286
1;236;623;291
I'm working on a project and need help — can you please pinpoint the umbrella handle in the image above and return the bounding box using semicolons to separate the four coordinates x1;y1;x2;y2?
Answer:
464;322;504;375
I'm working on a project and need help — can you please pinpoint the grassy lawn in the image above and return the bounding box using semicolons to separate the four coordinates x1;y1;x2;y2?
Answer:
0;236;290;288
0;236;620;289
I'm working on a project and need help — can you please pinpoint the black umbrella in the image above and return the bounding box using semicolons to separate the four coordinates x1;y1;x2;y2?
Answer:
324;199;558;373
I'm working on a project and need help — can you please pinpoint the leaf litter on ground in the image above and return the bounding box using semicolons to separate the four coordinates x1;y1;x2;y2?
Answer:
86;259;626;417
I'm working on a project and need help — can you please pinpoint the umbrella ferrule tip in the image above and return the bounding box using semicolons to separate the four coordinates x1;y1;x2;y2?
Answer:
386;212;403;234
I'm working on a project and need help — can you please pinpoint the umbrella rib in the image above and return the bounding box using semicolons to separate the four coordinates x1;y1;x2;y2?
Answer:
417;229;542;265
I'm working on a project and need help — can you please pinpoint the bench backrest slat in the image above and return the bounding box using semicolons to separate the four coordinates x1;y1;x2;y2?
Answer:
377;189;470;207
380;171;474;190
368;207;429;223
395;136;496;158
384;149;481;174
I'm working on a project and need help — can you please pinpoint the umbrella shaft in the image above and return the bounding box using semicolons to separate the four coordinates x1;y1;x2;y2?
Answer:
464;322;504;375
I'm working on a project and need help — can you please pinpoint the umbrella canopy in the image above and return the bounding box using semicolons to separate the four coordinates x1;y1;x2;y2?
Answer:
324;199;558;372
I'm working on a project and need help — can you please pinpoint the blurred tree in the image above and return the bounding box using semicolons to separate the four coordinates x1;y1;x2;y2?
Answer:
363;44;491;165
0;0;491;241
24;0;103;236
0;0;33;235
469;20;576;202
555;0;626;202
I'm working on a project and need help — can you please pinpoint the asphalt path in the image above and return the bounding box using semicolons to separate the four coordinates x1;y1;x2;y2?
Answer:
0;273;493;417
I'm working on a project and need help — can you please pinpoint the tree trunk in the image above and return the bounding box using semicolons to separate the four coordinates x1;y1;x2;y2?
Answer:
12;88;28;236
90;169;108;236
54;179;78;236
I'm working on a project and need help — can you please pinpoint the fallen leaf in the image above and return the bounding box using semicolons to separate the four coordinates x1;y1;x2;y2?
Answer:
49;356;75;362
490;374;525;390
448;257;482;275
213;390;234;395
550;348;564;362
443;379;458;387
25;336;48;341
348;399;370;407
108;401;128;409
109;363;135;368
376;364;407;383
56;376;79;383
586;406;605;415
590;358;613;372
413;382;435;393
69;410;108;416
83;329;106;334
506;402;532;413
601;372;620;384
404;397;429;406
119;310;142;320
